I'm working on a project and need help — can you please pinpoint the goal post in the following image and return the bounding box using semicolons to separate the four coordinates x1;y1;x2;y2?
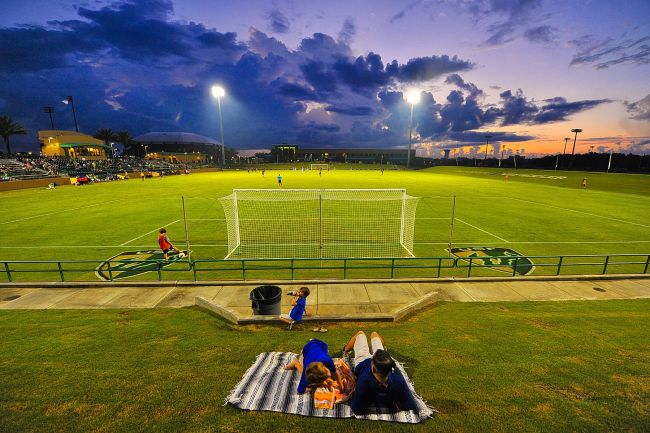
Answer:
219;189;420;259
310;163;329;170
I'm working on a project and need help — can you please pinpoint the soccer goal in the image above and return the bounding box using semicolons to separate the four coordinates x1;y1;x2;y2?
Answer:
310;163;329;170
219;189;420;259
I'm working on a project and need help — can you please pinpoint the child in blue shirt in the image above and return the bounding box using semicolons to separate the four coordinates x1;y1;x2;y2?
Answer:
285;338;344;394
280;286;310;330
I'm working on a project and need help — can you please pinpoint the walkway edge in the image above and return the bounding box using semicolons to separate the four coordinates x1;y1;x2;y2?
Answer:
2;273;649;289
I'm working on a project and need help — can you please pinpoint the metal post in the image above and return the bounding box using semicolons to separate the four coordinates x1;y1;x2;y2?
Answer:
182;196;191;259
291;259;295;280
319;192;323;259
407;102;414;169
570;128;582;169
68;96;79;132
602;255;610;274
448;194;456;255
556;256;563;275
512;257;519;276
43;106;55;129
391;258;395;278
4;262;12;282
343;259;347;279
644;255;650;274
217;96;226;167
58;262;65;282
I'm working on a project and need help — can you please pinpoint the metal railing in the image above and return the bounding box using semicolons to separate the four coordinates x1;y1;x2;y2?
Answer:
0;253;648;283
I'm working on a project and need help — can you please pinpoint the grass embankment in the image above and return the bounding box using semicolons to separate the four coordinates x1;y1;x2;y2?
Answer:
1;300;649;432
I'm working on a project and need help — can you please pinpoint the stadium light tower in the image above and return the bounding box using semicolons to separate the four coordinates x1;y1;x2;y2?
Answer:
405;90;421;169
61;96;79;132
561;137;570;169
43;106;55;129
484;135;492;162
211;85;226;167
570;128;582;168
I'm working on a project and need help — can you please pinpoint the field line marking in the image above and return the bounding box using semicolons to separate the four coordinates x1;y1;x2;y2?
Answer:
119;219;181;246
0;198;126;226
455;218;510;243
509;197;650;229
4;240;650;249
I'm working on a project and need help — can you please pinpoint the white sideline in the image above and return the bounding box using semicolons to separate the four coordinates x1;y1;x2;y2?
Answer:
0;198;125;225
509;197;650;229
455;218;510;243
119;219;181;246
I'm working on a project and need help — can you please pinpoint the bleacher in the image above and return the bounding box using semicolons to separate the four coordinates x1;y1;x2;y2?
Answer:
1;156;192;183
0;159;53;181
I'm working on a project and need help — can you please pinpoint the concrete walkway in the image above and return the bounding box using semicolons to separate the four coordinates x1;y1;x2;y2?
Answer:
1;277;649;322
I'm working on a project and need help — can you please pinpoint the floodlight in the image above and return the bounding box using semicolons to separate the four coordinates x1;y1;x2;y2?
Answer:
406;90;421;105
211;85;225;98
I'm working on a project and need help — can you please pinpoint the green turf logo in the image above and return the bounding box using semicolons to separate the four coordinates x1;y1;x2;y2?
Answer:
447;247;535;275
96;249;188;281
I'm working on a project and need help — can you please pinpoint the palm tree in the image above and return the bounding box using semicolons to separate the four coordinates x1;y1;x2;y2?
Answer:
115;130;134;156
94;128;116;157
0;116;27;156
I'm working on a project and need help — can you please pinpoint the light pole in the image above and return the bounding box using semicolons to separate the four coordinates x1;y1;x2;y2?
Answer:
43;106;55;129
405;90;420;169
62;96;79;132
211;85;226;167
500;146;506;167
570;128;582;168
484;135;492;163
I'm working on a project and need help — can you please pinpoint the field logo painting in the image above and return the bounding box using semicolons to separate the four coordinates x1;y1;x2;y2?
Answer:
96;249;189;281
447;247;535;275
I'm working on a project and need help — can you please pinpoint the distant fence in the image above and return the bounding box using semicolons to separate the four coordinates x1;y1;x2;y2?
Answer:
1;253;648;283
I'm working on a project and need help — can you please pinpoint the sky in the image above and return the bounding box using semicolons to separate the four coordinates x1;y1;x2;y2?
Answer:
1;0;649;157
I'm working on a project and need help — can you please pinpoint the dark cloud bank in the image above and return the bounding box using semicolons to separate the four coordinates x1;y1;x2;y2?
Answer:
0;0;611;151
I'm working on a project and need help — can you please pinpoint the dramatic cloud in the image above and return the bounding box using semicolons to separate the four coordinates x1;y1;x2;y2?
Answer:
0;0;609;153
498;91;611;125
267;9;290;34
569;34;650;69
624;94;650;121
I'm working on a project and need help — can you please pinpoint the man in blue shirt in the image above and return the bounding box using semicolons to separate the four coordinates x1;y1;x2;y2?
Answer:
343;331;417;414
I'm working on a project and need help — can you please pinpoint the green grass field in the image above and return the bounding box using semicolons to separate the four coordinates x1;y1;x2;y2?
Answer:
1;166;649;281
1;300;649;432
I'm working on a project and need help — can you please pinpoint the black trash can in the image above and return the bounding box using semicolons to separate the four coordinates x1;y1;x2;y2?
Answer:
250;285;282;315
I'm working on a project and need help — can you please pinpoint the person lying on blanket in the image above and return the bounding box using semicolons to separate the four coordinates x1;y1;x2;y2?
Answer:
285;338;345;396
313;358;355;409
343;331;417;414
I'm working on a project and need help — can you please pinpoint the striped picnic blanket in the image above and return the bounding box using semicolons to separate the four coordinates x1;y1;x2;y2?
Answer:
226;352;434;423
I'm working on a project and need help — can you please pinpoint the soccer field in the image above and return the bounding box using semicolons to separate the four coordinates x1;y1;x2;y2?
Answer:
1;166;649;281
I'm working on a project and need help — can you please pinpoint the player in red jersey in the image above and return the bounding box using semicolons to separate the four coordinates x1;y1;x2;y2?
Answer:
158;228;179;260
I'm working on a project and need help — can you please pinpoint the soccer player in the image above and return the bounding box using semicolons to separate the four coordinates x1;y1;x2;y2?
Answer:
158;228;179;260
581;177;587;189
277;173;282;187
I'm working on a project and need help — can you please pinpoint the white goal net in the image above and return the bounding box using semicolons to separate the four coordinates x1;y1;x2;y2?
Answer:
310;163;329;170
219;189;419;259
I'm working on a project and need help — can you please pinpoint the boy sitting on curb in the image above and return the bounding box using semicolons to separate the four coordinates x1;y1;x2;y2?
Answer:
279;286;310;330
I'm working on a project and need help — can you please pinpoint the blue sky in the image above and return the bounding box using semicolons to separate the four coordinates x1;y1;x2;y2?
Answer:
1;0;649;156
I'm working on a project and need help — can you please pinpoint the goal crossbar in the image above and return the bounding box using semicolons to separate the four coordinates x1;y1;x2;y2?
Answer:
219;189;419;259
